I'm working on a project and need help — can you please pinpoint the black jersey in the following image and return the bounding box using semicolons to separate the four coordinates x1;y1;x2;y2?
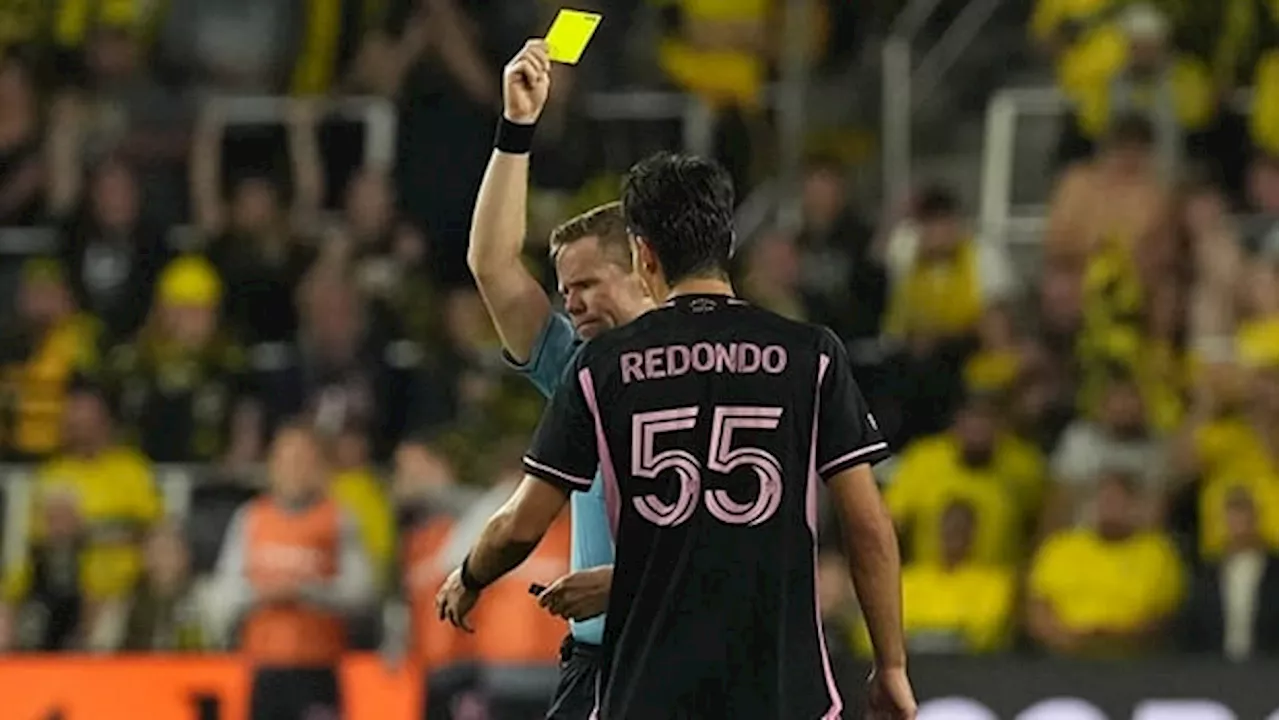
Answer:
523;293;889;720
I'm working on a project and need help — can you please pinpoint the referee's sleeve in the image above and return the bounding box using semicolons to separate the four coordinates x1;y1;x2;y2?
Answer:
523;359;600;494
815;331;890;481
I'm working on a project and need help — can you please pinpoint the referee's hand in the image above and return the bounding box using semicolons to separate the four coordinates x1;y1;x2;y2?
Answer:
435;568;479;633
867;666;917;720
503;39;551;125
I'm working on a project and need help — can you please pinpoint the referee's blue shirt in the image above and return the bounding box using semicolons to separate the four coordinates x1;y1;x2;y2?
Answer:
505;313;612;645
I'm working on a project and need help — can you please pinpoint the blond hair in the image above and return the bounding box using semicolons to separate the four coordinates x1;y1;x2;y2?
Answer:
548;201;631;269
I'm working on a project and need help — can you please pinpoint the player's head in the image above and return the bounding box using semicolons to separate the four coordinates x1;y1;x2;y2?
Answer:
622;152;735;298
550;201;652;338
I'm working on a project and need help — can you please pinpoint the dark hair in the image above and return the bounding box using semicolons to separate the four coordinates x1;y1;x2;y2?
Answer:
1106;113;1156;148
915;184;960;221
803;152;846;177
622;152;735;284
549;201;630;269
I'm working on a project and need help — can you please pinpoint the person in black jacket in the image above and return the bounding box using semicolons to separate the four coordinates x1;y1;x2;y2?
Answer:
1179;487;1279;659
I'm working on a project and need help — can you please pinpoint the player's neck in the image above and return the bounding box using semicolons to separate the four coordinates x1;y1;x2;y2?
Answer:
666;278;735;300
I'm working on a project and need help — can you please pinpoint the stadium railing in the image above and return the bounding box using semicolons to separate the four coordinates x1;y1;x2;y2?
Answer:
977;86;1258;257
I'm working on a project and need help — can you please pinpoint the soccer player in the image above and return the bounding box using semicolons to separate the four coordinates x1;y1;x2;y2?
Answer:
464;40;653;718
439;148;915;718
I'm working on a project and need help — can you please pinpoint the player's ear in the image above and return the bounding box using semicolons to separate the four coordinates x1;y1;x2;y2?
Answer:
632;235;658;276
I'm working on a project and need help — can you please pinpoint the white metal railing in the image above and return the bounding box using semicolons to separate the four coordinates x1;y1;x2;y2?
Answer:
880;0;1006;214
977;86;1256;250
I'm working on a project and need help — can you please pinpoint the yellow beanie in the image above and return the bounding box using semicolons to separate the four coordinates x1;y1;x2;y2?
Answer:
157;255;222;308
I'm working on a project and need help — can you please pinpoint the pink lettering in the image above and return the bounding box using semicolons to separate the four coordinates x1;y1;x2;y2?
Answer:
666;345;691;376
644;347;666;379
692;343;715;372
621;343;790;382
714;344;736;372
762;345;787;373
620;352;644;384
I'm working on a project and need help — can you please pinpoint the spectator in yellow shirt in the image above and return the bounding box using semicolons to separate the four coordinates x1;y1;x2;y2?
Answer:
1;384;161;648
900;501;1016;654
0;260;101;461
885;394;1045;566
1028;472;1186;657
884;187;1014;344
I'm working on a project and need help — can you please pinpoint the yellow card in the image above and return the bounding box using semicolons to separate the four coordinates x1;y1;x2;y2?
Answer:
545;9;603;65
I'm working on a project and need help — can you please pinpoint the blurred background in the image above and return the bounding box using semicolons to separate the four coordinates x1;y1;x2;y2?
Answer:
0;0;1274;717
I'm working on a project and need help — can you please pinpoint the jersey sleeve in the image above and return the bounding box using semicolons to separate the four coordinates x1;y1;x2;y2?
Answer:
522;356;600;494
815;331;890;481
503;312;579;397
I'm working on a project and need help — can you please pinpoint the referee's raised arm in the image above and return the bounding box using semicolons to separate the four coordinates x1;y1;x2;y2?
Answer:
467;39;555;364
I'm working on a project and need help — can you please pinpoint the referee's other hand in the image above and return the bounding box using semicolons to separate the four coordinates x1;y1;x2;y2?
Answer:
503;39;552;125
867;666;917;720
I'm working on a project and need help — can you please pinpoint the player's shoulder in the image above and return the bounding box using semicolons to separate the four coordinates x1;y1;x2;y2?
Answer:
735;305;846;353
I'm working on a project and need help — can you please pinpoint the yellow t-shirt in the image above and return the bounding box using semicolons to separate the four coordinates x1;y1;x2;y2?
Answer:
4;314;100;457
331;467;395;587
1030;0;1127;102
885;436;1034;566
1236;315;1279;370
1251;50;1278;156
884;242;983;339
3;446;161;602
901;563;1016;653
1029;528;1185;633
848;561;1016;658
1194;418;1280;558
656;0;769;107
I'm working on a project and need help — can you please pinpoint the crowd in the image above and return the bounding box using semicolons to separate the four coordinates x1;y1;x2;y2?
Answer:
0;0;1272;712
803;0;1278;664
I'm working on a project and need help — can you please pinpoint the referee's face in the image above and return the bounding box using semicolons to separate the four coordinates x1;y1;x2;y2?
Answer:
556;235;643;339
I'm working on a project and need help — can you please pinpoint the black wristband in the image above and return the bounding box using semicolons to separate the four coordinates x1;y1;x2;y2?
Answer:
459;554;486;592
495;117;536;154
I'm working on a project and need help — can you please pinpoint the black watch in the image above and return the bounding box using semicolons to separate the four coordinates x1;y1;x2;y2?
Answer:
460;554;486;593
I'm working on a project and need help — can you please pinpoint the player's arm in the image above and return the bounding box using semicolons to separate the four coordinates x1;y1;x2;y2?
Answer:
828;464;906;670
812;332;906;670
457;476;571;590
468;40;554;363
438;354;601;630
